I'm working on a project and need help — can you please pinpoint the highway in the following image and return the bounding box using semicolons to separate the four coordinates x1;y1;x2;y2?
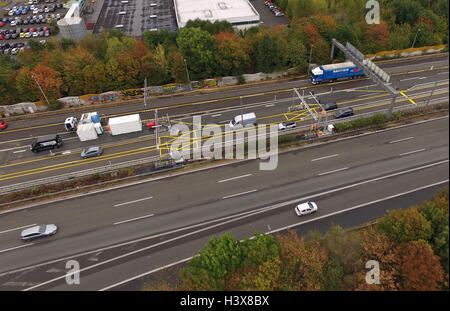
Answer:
0;54;448;187
0;115;447;290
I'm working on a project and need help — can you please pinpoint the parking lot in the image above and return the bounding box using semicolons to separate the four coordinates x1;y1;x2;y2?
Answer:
94;0;178;37
0;0;68;55
250;0;289;26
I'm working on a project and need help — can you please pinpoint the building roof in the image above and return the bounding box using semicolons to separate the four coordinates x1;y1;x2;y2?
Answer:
174;0;259;28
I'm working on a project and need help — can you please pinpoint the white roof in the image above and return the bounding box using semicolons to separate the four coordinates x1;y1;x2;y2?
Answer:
174;0;259;28
321;62;355;70
108;114;141;125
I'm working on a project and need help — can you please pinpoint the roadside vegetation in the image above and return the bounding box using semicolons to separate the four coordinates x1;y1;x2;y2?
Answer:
144;187;449;291
0;0;448;105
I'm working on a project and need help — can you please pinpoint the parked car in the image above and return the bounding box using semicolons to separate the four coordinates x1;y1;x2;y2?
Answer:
4;33;11;40
274;11;284;16
278;121;296;131
38;30;44;36
11;47;19;55
44;30;49;36
11;33;18;39
0;21;5;27
334;107;354;119
295;201;318;216
25;32;31;38
30;27;37;32
0;34;4;40
21;224;58;241
81;146;103;159
0;120;7;130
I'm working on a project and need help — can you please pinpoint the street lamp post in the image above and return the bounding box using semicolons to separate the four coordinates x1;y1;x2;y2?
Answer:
31;74;50;106
412;28;421;48
308;44;314;73
184;58;192;91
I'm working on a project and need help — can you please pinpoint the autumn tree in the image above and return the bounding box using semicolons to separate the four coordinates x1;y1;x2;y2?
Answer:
30;64;63;100
365;22;391;53
394;241;444;290
167;49;188;83
15;67;38;102
377;207;432;243
213;32;250;76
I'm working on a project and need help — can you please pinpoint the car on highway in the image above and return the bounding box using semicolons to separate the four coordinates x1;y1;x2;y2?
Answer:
295;201;318;216
81;146;103;159
21;224;58;241
0;120;7;130
322;102;338;111
278;121;296;130
334;107;354;119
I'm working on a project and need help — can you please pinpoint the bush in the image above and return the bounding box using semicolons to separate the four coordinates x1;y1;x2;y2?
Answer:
237;75;245;85
45;100;63;111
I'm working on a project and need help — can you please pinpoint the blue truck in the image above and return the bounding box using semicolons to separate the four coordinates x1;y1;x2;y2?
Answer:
310;61;364;84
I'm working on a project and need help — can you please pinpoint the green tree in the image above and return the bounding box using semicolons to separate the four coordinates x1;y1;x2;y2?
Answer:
213;32;250;76
377;207;432;243
388;0;424;25
176;27;215;79
255;33;276;73
181;232;242;290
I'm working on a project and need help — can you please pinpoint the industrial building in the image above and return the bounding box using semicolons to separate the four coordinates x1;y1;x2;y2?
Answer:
57;0;87;41
174;0;260;29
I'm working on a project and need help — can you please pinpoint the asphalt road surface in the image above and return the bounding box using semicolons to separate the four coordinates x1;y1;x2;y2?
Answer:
0;54;448;187
0;115;447;290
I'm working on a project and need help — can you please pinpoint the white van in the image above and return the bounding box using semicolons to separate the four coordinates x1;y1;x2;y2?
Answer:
229;112;257;128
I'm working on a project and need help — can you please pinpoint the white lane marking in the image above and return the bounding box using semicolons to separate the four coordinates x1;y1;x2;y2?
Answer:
265;104;274;107
211;114;222;118
311;154;339;162
0;224;37;235
218;174;252;183
389;137;414;144
222;189;258;200
18;161;449;290
113;214;155;225
318;167;349;176
114;196;154;207
219;120;230;124
399;148;426;156
0;244;34;254
438;72;449;75
400;77;419;82
101;178;449;291
13;150;27;154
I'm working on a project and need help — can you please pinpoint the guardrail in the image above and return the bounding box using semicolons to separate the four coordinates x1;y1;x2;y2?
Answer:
0;96;447;195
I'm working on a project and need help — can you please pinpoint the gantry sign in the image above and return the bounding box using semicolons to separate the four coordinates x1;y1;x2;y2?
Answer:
331;39;399;118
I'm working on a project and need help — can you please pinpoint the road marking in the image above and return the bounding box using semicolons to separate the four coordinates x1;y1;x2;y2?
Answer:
211;114;222;117
0;224;37;235
114;196;154;207
12;150;27;154
102;178;450;291
0;244;33;254
399;148;426;156
113;213;155;225
318;167;349;176
265;104;274;107
223;189;258;199
389;137;414;144
311;154;339;162
15;160;448;290
400;77;419;81
438;72;449;75
218;174;252;183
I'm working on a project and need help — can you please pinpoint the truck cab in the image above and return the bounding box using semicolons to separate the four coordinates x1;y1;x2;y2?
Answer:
64;117;78;131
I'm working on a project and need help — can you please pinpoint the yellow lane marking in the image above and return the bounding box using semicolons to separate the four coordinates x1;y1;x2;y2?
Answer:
2;66;448;135
400;91;417;105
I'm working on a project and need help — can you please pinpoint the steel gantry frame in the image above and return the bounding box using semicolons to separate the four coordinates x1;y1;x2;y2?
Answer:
330;39;399;119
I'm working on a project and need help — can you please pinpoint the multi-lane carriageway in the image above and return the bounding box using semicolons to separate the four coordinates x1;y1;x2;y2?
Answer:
0;54;448;187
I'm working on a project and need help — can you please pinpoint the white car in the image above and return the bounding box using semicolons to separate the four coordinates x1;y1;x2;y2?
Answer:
33;8;38;14
278;121;296;130
295;201;318;216
10;20;17;26
21;224;58;241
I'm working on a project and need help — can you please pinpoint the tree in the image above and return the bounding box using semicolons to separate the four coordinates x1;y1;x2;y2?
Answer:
255;33;276;73
365;22;391;53
15;67;38;102
30;64;63;100
394;241;444;290
388;24;413;50
377;207;432;243
181;232;242;290
214;32;250;76
388;0;424;25
167;49;188;83
241;232;279;268
176;27;215;79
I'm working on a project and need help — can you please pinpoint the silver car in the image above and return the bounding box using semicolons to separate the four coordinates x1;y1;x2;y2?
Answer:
81;146;103;159
21;224;58;241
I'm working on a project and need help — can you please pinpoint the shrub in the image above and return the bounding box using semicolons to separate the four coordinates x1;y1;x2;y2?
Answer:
45;100;63;111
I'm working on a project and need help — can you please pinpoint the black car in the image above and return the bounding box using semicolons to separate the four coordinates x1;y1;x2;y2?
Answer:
322;102;338;111
10;42;18;48
334;108;354;119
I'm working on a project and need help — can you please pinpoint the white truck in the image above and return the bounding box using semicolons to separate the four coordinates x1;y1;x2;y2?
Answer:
65;112;102;132
229;112;257;128
66;112;103;141
108;114;142;136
